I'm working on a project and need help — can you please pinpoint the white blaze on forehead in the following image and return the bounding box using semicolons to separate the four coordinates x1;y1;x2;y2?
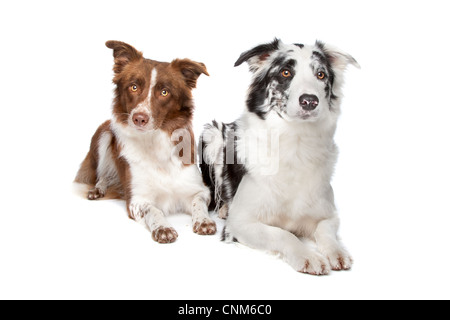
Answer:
281;45;327;121
135;68;158;112
150;68;158;93
290;45;321;96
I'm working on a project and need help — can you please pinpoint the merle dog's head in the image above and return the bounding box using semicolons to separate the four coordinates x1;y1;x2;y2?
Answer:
235;39;359;122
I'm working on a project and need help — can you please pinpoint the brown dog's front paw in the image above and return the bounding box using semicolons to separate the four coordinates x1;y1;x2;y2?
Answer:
193;219;217;235
87;188;105;200
152;227;178;244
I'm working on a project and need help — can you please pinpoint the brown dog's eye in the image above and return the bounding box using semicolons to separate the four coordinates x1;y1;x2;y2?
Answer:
281;70;292;78
131;85;138;92
161;89;169;97
317;72;326;80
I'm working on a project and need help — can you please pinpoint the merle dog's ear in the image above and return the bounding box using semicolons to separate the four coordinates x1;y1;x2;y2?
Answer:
317;41;360;71
234;38;280;72
171;59;210;89
105;41;143;74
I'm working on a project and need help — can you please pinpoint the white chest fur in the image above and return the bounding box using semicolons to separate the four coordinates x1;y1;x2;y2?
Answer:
111;121;208;214
234;113;338;225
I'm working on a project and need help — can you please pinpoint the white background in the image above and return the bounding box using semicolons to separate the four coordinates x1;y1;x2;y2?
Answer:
1;0;449;300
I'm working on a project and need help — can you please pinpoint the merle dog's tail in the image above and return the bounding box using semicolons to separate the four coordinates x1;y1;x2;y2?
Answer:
199;120;225;212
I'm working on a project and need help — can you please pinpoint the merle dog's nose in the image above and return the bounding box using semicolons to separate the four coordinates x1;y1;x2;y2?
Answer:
299;94;319;111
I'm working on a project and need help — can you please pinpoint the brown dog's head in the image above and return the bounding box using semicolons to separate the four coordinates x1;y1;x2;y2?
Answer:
106;41;209;135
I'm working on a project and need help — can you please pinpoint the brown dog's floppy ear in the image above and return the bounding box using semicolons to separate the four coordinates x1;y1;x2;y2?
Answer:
171;59;209;89
105;41;143;74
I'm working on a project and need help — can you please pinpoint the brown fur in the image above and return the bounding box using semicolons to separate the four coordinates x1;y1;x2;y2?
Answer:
107;41;207;164
74;120;124;200
75;41;208;205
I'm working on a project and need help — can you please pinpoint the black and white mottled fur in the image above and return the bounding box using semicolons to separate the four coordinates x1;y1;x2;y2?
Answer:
200;39;359;275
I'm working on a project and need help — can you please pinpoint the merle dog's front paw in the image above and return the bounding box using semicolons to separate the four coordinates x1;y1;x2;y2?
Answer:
290;251;331;276
326;248;353;271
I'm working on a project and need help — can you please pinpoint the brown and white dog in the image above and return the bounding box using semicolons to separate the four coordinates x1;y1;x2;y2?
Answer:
75;41;216;243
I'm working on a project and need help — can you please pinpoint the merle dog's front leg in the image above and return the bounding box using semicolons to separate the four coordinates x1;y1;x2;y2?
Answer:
315;217;353;270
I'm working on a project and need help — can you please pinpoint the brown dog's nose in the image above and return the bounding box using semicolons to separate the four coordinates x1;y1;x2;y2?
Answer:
132;112;149;127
